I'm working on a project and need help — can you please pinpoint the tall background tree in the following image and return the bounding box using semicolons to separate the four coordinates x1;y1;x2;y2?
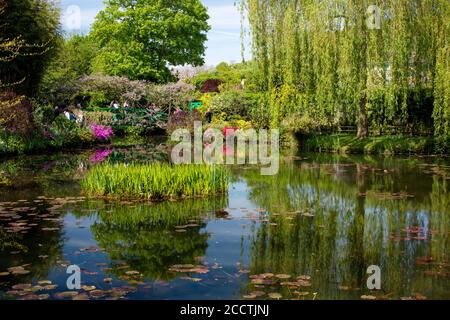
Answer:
90;0;210;83
244;0;449;142
0;0;60;96
0;0;60;135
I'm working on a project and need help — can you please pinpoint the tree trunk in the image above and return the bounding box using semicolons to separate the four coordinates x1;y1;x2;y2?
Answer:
357;95;368;138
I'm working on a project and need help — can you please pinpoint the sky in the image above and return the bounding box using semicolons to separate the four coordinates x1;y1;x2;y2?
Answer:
60;0;251;66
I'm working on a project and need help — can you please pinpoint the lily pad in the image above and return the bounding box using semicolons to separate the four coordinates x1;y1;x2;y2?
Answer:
268;293;282;299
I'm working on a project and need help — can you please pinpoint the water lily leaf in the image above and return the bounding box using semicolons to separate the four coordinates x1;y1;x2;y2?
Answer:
12;283;32;290
38;280;52;285
90;290;110;298
361;295;377;300
19;294;40;300
73;294;90;300
81;285;96;291
103;278;113;283
250;291;266;297
293;291;310;296
54;291;79;299
125;270;140;276
43;284;58;290
268;293;282;299
12;269;30;275
275;274;291;279
180;277;202;282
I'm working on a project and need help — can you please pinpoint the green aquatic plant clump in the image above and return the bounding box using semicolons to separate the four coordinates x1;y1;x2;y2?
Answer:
82;163;230;200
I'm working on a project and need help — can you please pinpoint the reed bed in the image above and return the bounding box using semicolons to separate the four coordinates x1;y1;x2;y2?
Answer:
81;162;230;200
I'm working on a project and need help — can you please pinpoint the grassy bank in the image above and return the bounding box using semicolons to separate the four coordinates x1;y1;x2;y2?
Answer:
82;163;230;200
302;134;441;155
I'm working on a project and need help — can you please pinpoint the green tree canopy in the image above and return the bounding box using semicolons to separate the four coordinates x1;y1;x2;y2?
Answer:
91;0;210;83
0;0;60;96
39;35;100;104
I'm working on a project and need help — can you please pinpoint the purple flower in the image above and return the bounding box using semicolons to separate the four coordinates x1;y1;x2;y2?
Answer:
91;124;114;141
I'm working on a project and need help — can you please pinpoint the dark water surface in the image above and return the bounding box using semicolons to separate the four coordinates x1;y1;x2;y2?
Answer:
0;142;449;300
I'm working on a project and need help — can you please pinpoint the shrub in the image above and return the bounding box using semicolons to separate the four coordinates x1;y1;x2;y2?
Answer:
82;162;230;200
48;115;94;147
90;124;114;141
77;74;148;107
0;90;35;135
84;111;116;127
166;109;202;135
146;81;195;112
209;91;257;121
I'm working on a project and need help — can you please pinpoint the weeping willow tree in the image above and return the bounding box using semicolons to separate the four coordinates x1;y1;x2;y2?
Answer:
244;0;449;141
432;1;450;151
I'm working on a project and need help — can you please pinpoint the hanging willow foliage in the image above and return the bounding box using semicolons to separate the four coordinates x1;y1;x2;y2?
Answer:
432;0;450;151
244;0;449;140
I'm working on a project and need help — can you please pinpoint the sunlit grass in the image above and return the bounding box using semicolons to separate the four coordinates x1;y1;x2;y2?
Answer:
81;162;230;200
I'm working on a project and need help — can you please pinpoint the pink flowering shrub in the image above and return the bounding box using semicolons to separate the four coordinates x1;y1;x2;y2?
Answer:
90;124;114;141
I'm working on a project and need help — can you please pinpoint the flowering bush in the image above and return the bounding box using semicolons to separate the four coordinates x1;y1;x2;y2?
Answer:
90;124;114;141
146;81;195;112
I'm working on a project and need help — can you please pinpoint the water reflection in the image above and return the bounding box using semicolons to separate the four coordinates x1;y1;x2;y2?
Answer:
239;155;450;299
0;149;449;300
72;198;227;281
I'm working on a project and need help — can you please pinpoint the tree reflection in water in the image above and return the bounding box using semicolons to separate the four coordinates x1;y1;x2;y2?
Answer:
238;155;450;299
73;196;228;281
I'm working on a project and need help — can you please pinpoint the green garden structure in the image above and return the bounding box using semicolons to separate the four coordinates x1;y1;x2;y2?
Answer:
189;100;203;112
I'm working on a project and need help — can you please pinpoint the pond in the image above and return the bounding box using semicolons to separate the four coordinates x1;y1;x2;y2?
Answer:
0;140;449;300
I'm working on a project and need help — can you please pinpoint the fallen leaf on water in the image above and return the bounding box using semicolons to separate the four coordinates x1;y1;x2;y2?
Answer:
243;294;257;299
103;278;113;283
38;280;52;285
38;294;50;300
0;272;9;276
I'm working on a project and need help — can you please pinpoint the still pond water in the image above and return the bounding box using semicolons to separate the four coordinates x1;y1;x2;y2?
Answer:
0;140;449;300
